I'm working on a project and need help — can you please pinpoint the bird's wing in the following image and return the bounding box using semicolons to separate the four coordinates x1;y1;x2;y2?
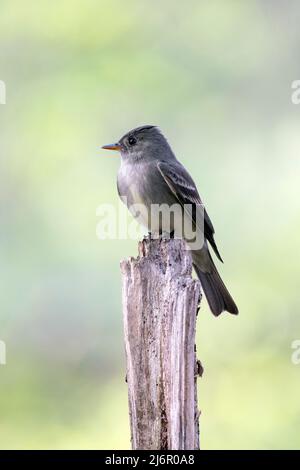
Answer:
157;161;223;262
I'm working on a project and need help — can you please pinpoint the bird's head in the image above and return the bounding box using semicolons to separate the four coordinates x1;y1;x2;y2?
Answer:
102;125;175;162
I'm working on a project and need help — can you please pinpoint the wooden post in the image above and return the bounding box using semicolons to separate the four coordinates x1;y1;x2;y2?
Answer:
120;236;201;450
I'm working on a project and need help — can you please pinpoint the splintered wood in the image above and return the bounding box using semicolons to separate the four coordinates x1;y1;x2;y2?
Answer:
121;237;201;450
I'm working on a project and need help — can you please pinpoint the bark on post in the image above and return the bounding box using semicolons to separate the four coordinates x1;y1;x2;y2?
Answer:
120;236;201;450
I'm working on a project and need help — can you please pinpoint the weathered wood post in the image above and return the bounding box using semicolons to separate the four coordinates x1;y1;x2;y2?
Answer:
120;236;201;450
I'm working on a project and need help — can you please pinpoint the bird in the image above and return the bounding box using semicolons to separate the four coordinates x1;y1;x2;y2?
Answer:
102;125;238;316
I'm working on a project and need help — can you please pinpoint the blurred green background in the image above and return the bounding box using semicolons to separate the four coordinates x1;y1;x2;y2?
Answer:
0;0;300;450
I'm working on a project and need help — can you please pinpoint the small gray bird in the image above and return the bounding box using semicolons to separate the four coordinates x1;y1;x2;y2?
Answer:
102;125;238;316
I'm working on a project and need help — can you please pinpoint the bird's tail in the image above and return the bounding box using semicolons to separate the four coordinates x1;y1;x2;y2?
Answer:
193;254;238;316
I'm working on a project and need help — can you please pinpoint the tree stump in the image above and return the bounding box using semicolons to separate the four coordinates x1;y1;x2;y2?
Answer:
120;236;201;450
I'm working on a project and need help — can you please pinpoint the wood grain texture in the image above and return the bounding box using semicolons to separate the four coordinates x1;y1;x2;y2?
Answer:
120;236;201;450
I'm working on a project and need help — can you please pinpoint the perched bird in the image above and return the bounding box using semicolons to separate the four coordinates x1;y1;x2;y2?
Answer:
102;125;238;316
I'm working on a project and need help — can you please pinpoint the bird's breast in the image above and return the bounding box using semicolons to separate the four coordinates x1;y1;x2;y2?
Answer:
117;162;151;229
117;161;181;234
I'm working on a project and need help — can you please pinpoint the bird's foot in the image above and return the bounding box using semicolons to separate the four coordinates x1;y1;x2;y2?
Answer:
158;229;175;240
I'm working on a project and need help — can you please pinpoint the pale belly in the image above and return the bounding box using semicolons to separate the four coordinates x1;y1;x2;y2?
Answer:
117;161;203;248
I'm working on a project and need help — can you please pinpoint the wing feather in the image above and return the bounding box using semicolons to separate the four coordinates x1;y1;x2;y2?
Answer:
157;161;223;262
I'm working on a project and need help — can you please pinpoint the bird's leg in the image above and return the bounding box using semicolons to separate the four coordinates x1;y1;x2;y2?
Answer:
158;229;166;241
158;229;175;240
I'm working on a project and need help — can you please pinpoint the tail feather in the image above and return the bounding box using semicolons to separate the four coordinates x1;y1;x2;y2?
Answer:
193;257;238;316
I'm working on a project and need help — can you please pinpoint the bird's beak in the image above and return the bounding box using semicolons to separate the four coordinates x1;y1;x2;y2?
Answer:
101;143;121;153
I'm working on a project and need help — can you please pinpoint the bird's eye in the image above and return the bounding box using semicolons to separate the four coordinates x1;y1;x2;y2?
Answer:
128;136;137;146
